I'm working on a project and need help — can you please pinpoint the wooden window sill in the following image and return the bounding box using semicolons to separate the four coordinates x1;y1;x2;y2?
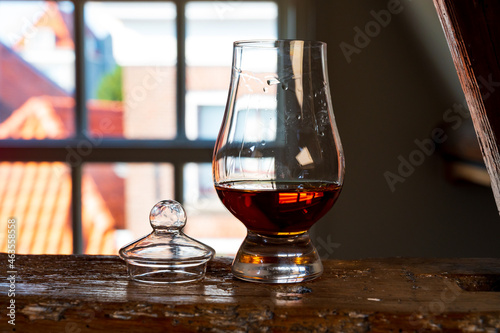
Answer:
2;254;500;331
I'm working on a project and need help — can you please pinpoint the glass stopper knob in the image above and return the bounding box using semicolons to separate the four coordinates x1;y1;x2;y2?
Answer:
149;200;186;231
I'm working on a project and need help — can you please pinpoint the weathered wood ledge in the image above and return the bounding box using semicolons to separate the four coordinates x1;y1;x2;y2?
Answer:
1;254;499;332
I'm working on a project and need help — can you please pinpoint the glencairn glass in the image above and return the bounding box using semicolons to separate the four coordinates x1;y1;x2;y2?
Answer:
213;40;344;283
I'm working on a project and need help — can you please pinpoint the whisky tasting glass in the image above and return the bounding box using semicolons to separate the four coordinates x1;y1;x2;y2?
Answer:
213;40;345;283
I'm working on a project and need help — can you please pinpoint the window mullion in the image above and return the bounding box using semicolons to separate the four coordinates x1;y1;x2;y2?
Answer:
175;1;187;206
176;1;187;141
72;0;86;254
71;165;84;254
74;0;87;138
174;162;184;204
277;0;295;39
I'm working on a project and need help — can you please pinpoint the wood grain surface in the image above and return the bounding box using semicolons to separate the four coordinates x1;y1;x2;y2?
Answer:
0;254;499;332
434;0;500;210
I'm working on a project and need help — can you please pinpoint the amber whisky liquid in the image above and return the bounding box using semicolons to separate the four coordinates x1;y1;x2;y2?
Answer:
215;181;342;236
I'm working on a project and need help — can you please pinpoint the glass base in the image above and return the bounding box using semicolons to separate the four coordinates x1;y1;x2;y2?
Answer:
125;261;209;284
231;231;323;283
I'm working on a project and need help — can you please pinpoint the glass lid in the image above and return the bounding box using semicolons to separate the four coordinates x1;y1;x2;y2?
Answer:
119;200;215;283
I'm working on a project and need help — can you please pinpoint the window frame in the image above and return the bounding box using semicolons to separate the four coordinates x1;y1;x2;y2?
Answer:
0;0;315;253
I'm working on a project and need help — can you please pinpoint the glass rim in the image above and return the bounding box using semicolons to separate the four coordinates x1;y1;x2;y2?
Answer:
234;39;326;48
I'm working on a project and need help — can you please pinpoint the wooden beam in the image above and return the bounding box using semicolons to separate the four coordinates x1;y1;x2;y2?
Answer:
434;0;500;214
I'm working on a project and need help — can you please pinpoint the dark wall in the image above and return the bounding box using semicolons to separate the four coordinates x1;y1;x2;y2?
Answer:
311;0;500;259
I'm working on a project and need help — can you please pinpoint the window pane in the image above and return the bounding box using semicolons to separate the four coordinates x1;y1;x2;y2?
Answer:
82;162;174;254
0;162;72;254
183;163;245;256
84;2;176;139
185;1;278;140
0;1;75;139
